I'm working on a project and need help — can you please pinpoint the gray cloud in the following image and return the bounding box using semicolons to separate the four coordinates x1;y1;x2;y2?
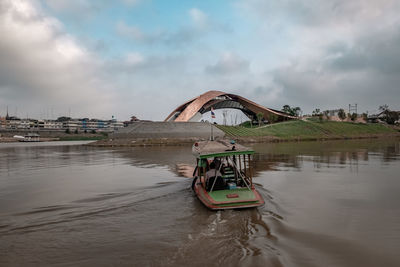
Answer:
234;0;400;113
205;52;250;75
106;53;190;78
326;26;400;75
239;0;399;27
2;0;400;122
271;65;400;114
43;0;140;13
116;23;204;47
116;8;231;47
41;0;107;21
116;21;166;44
269;28;400;113
0;0;115;119
43;0;102;13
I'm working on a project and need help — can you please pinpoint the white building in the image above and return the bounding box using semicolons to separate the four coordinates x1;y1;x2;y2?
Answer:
18;120;31;129
63;120;80;130
44;120;63;129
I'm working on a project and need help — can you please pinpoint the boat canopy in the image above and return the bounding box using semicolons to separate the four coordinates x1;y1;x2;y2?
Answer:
192;140;254;159
26;133;40;137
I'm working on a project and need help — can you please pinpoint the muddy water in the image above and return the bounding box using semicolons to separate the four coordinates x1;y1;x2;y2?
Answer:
0;139;399;266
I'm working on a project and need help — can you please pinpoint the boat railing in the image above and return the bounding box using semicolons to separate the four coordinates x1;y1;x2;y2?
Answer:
209;156;252;192
209;159;225;192
227;157;251;191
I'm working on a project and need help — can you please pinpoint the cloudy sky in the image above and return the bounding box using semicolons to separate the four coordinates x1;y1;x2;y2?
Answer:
1;0;399;121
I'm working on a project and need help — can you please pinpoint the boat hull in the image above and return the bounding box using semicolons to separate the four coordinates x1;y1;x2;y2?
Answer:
193;178;264;210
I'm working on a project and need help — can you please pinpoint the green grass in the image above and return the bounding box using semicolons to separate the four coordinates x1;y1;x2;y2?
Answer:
238;121;253;128
217;120;395;140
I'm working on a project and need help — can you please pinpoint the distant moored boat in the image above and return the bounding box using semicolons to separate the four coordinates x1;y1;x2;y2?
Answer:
14;133;41;142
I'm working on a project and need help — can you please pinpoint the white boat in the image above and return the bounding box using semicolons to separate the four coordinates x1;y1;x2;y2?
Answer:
14;133;40;142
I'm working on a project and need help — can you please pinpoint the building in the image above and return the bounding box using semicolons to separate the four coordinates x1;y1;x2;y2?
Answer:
63;120;80;131
0;114;125;132
109;120;124;131
165;90;296;123
0;116;5;129
81;119;107;131
44;120;63;129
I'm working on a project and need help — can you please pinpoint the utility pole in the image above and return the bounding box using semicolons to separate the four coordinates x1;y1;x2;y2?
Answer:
349;104;357;114
222;110;227;126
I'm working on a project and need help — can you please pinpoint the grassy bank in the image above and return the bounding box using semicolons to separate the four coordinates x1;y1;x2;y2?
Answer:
217;120;397;140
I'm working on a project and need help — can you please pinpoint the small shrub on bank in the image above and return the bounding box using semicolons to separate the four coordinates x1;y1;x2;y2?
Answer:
338;109;346;121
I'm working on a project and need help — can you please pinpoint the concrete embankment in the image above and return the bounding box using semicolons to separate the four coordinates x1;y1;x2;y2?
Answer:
90;120;400;147
91;122;224;147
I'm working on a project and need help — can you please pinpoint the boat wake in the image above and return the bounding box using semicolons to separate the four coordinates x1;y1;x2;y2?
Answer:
0;181;187;236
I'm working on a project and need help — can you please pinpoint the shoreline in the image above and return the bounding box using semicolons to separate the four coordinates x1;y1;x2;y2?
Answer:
0;136;105;143
0;132;106;143
88;133;400;147
0;137;59;143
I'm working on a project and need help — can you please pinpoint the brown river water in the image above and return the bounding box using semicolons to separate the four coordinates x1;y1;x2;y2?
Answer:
0;139;399;266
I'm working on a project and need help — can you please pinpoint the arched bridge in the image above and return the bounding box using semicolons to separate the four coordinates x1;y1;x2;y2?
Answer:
165;90;296;122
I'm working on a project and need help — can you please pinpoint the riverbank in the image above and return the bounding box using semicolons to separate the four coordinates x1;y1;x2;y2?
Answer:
224;120;399;143
0;130;107;143
90;137;200;147
90;134;400;147
217;120;399;140
90;120;400;147
0;137;60;143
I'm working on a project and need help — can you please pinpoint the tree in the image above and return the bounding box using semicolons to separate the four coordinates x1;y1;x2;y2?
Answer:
312;108;321;116
318;113;323;122
378;105;398;125
74;128;79;134
282;105;302;116
282;105;291;114
362;113;368;121
384;110;399;124
379;104;389;112
350;113;357;121
323;110;330;120
293;107;302;117
57;116;71;122
65;128;70;134
256;112;263;127
269;113;278;124
338;109;346;121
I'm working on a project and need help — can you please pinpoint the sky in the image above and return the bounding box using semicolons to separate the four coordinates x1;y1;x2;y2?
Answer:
0;0;399;121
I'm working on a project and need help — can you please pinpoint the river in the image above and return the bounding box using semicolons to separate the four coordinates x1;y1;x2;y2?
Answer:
0;139;399;266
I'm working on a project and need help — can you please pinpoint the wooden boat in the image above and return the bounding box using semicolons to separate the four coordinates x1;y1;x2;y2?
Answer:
191;139;264;210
